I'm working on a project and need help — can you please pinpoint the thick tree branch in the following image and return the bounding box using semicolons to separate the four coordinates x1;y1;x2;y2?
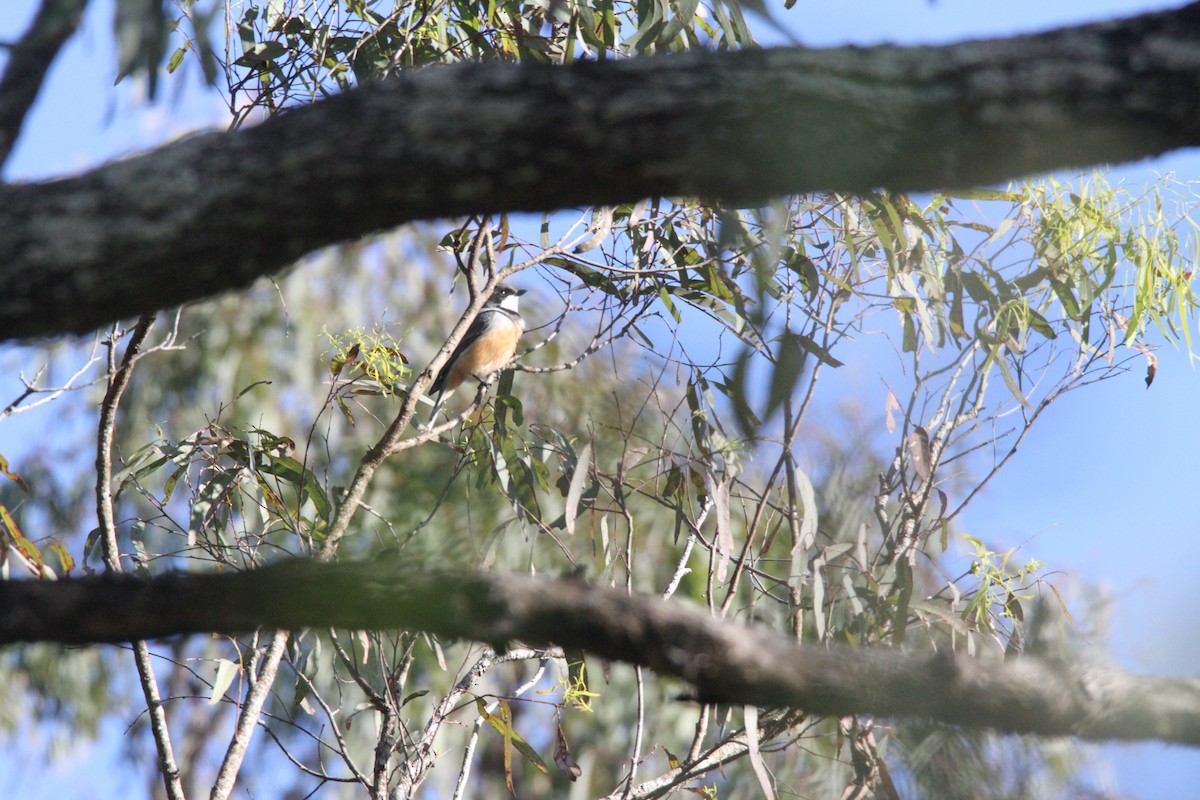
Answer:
4;561;1200;746
0;0;87;171
4;3;1200;341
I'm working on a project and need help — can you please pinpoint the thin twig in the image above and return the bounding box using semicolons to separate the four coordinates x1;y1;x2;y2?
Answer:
210;227;582;798
1;337;104;420
94;314;185;800
448;654;551;800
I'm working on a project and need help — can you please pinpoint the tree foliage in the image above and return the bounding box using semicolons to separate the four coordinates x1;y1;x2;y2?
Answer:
1;1;1198;799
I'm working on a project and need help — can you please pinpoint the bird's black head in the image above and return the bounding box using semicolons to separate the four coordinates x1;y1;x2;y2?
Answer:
493;284;525;298
486;284;527;306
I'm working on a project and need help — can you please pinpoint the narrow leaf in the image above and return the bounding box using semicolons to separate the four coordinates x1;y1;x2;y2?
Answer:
554;724;582;781
564;442;592;536
766;331;807;420
993;352;1033;410
794;468;817;548
811;554;826;641
1048;582;1077;626
793;332;844;368
46;540;75;575
209;658;240;705
1050;278;1082;320
0;454;28;491
744;705;777;800
901;313;917;352
710;476;733;582
884;388;901;434
477;698;551;780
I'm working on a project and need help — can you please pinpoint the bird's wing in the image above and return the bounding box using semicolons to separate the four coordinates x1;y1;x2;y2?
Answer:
431;313;490;393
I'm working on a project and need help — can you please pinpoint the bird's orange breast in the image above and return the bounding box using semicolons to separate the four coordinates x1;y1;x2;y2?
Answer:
444;321;523;391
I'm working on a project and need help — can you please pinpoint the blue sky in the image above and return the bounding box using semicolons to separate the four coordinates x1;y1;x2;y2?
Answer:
3;0;1199;797
797;3;1200;796
791;3;1200;796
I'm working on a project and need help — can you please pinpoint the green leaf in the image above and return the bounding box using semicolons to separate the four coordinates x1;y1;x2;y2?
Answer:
960;272;994;306
943;187;1021;202
46;539;75;575
785;249;820;302
990;348;1033;411
892;559;913;644
624;0;665;51
729;350;761;439
167;44;188;74
1050;278;1082;320
113;442;171;491
162;464;186;504
1026;307;1056;339
657;284;681;323
947;280;967;340
810;555;825;641
477;698;549;786
1047;582;1076;626
114;0;169;95
901;313;917;352
977;215;1014;250
1010;266;1048;294
82;527;103;569
766;332;807;420
793;468;817;549
234;40;288;67
0;453;28;492
188;471;239;547
0;503;41;572
793;333;843;368
564;442;592;535
262;454;333;524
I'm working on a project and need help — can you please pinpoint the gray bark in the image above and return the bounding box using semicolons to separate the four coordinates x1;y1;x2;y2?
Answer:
2;3;1200;340
4;560;1200;745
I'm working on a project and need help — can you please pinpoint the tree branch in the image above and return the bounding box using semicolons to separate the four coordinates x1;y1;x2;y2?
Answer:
0;0;87;172
93;314;186;800
4;3;1200;340
5;560;1200;746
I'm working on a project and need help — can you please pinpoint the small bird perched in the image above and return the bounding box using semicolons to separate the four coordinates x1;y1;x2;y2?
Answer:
427;284;527;422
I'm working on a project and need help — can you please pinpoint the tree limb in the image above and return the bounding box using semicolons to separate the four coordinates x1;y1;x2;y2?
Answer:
5;560;1200;746
4;3;1200;341
0;0;87;172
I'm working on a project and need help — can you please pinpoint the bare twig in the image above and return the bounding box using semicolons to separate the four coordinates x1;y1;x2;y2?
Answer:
94;314;185;800
211;230;583;798
1;337;104;421
447;652;551;800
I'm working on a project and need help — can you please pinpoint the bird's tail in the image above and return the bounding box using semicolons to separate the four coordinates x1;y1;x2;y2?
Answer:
427;387;451;425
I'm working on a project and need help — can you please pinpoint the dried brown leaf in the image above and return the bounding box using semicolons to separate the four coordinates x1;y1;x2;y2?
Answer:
884;388;901;434
554;723;582;781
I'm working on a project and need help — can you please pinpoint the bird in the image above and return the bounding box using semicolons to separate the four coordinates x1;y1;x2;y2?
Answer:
427;284;527;423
